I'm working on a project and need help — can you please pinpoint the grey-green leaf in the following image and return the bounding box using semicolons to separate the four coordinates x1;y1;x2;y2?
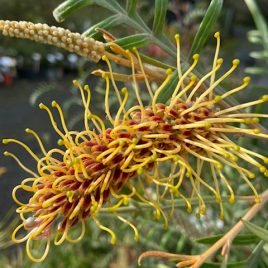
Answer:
53;0;124;22
242;220;268;243
126;0;137;16
153;0;168;35
189;0;223;58
202;261;248;268
196;233;259;245
83;15;124;38
244;0;268;51
111;34;151;50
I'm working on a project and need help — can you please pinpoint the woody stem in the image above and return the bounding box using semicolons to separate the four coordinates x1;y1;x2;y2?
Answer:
190;188;268;268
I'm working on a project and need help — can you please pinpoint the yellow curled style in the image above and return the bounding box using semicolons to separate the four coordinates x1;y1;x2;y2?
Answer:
26;235;51;262
66;219;86;243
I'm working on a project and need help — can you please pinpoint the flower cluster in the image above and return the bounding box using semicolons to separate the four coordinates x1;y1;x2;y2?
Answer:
3;31;268;262
0;20;104;62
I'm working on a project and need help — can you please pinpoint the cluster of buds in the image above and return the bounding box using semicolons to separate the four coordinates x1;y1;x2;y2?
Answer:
0;20;104;62
2;26;268;262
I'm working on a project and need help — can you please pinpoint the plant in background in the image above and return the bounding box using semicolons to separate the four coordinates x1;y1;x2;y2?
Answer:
0;0;268;267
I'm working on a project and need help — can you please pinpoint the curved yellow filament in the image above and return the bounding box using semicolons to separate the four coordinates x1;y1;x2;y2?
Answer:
26;235;51;262
104;75;115;125
152;69;172;113
117;215;139;241
114;87;129;126
93;216;116;244
169;54;199;107
66;219;86;243
4;151;38;177
102;55;124;107
3;139;40;162
25;128;47;155
133;47;154;99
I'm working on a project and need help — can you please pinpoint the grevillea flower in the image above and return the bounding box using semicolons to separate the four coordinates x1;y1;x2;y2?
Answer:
3;32;268;262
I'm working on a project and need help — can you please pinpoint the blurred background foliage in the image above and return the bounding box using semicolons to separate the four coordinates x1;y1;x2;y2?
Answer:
0;0;268;267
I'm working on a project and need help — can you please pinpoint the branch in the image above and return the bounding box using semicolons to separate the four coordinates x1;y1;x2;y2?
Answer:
138;189;268;268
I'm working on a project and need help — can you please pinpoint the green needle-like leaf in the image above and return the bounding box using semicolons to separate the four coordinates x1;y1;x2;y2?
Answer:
83;15;124;38
126;0;137;16
189;0;223;58
196;233;259;245
244;0;268;51
243;220;268;243
53;0;124;22
153;0;168;35
111;34;151;50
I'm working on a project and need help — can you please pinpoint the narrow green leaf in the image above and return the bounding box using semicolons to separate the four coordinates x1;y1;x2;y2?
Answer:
246;222;268;267
112;34;151;50
196;233;259;245
53;0;124;22
202;261;248;268
126;0;137;15
242;220;268;243
245;67;268;75
244;0;268;51
83;15;123;38
247;240;266;267
153;0;168;35
189;0;223;58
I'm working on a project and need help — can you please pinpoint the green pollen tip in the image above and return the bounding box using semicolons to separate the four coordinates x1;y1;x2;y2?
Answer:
255;196;261;204
261;95;268;102
233;145;240;152
101;55;107;61
253;128;261;134
243;77;251;83
217;58;223;64
153;210;161;220
214;96;222;103
190;75;197;81
259;166;266;173
193;54;199;60
137;167;143;175
249;173;255;179
175;33;180;40
51;100;57;107
57;139;64;146
3;151;9;156
72;80;79;86
229;195;235;205
110;236;116;245
214;32;220;38
187;205;192;214
2;139;9;145
252;117;260;123
232;59;240;66
39;103;45;109
25;128;30;133
166;68;173;75
134;234;139;241
205;122;212;129
200;206;206;215
121;87;127;94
